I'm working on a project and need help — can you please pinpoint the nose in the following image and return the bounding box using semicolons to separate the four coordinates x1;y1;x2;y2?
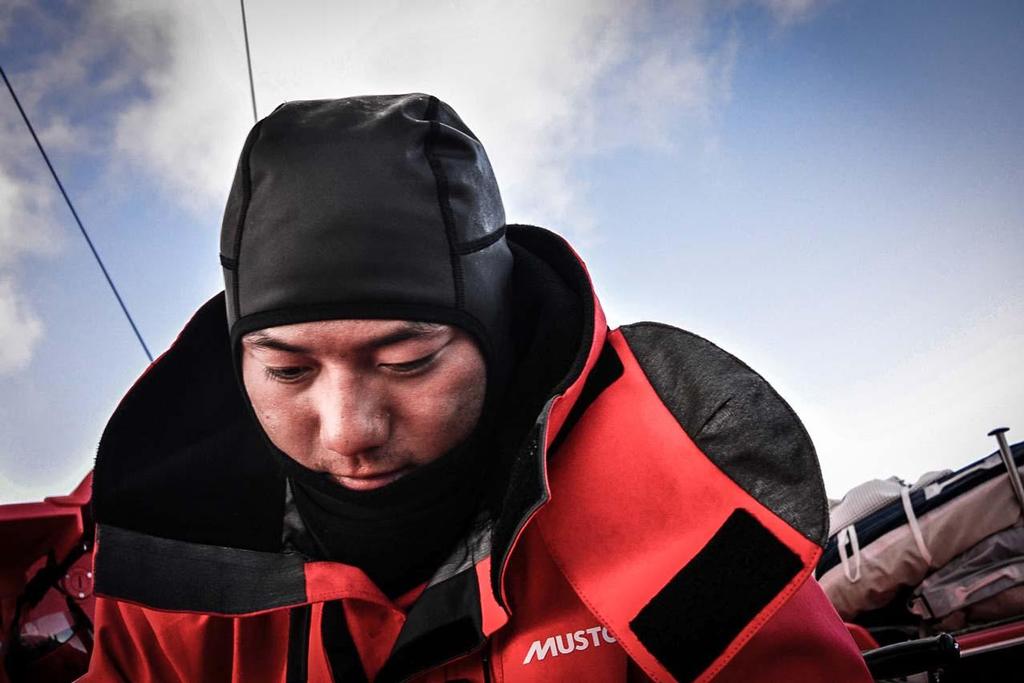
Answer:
314;370;388;461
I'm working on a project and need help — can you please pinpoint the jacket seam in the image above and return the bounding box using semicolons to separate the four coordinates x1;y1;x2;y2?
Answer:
700;560;818;682
452;225;506;255
695;396;734;438
534;526;666;683
229;118;265;321
423;96;465;310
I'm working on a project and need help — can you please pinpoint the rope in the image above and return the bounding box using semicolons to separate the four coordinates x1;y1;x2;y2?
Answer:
0;64;153;363
240;0;258;123
900;484;934;567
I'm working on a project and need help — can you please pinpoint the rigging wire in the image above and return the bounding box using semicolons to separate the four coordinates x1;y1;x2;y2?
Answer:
240;0;258;123
0;64;153;363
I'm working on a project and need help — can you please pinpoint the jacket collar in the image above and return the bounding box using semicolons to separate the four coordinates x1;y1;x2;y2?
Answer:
92;224;607;587
482;225;608;607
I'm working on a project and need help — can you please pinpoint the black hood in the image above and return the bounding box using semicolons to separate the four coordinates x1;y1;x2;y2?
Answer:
219;94;513;384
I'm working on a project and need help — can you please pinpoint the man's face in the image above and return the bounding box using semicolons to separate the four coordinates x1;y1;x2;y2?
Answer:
241;319;487;491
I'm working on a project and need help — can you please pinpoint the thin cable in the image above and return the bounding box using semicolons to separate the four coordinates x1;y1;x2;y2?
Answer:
240;0;258;123
0;64;153;363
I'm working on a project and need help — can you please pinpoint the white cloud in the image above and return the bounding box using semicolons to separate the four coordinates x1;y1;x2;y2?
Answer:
0;160;61;268
0;129;62;373
755;0;826;25
0;276;44;373
108;0;739;241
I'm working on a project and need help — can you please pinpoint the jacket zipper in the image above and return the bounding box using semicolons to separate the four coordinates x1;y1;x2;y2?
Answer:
495;428;551;607
286;604;312;683
481;638;493;683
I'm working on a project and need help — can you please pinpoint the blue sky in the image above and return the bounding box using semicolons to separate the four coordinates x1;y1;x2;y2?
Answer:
1;0;1022;503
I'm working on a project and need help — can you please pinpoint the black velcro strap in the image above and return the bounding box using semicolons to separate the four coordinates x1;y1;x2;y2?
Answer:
629;509;803;682
94;525;307;614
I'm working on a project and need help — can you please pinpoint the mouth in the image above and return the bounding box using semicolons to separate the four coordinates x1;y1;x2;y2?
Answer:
332;466;411;491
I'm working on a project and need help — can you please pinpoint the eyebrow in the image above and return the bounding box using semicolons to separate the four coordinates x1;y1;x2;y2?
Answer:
243;321;445;354
366;322;445;349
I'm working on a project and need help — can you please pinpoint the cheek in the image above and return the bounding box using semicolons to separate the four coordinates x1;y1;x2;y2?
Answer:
242;364;318;465
398;362;486;459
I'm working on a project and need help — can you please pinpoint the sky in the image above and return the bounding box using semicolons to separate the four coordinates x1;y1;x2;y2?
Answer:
0;0;1021;504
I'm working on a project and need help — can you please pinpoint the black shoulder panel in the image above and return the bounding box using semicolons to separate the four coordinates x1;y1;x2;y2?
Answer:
619;322;828;546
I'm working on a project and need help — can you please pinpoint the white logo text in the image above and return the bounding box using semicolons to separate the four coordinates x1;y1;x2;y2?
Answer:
522;626;618;665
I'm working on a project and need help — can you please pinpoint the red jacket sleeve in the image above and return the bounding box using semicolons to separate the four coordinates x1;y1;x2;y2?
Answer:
711;575;873;682
80;596;177;682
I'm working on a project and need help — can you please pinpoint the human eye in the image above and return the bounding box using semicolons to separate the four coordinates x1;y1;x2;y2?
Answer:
263;366;310;383
380;352;438;375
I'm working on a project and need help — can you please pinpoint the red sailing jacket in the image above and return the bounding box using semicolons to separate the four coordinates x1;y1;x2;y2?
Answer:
83;226;871;682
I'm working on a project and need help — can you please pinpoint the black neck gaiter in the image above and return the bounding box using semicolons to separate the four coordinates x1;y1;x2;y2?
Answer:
281;427;490;598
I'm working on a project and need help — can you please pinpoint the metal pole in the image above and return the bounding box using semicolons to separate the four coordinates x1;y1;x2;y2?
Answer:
240;0;258;124
989;427;1024;515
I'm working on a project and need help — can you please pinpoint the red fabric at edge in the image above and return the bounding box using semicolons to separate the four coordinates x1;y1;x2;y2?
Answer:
712;576;873;682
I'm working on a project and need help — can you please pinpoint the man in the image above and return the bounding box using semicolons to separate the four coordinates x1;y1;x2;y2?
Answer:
84;94;871;681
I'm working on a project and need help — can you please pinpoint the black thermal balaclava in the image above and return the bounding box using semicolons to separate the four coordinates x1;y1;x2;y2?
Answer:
219;94;513;595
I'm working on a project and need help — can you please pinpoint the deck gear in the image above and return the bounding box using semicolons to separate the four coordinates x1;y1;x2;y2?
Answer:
818;441;1024;620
